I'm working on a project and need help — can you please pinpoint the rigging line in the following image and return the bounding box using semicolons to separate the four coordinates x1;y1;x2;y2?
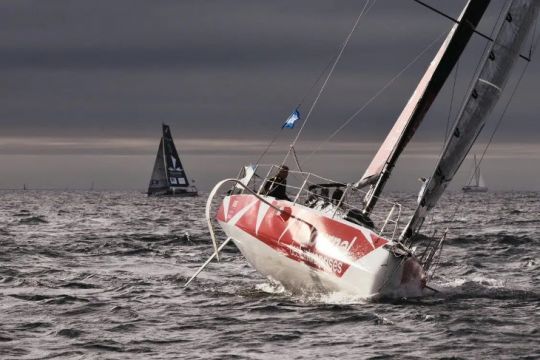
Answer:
303;30;446;162
253;54;341;166
254;128;284;166
284;0;375;160
296;54;338;110
255;0;378;167
253;55;337;167
253;54;340;166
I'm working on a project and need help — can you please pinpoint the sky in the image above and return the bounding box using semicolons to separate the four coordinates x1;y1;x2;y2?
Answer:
0;0;539;191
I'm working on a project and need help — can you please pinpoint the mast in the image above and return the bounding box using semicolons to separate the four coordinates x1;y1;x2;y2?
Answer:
358;0;490;215
402;0;539;239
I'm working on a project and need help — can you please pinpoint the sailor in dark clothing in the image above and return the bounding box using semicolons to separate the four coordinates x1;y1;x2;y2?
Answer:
331;188;344;205
263;165;290;201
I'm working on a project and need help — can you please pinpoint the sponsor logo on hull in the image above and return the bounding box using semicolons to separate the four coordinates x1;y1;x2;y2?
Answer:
217;195;388;278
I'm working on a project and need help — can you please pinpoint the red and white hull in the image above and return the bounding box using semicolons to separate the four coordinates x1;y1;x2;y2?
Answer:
216;194;426;299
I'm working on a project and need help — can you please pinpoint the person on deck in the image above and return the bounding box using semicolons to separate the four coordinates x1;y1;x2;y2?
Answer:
332;188;344;205
262;165;290;201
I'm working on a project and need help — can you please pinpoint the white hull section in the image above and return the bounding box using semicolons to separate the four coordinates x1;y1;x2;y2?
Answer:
216;195;425;299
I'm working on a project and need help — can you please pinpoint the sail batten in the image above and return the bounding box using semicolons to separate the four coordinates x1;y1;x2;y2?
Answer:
358;0;491;214
403;0;539;238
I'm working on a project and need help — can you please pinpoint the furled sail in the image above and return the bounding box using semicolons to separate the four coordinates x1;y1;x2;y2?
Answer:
357;0;490;214
403;0;539;238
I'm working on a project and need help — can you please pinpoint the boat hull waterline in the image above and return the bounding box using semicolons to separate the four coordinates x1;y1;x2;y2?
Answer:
147;189;198;197
462;185;488;193
217;194;426;299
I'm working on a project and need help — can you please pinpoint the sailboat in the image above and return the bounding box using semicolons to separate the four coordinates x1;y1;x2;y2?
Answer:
147;124;198;197
462;154;488;192
186;0;538;298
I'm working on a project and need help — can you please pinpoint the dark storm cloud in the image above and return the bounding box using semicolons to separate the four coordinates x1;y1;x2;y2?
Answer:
0;0;539;148
4;0;537;142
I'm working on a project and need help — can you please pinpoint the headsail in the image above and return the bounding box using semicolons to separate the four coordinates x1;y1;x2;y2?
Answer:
148;138;168;195
477;171;486;188
357;0;491;214
403;0;539;238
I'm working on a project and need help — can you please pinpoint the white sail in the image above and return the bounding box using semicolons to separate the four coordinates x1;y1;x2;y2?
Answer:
357;0;490;213
478;172;486;187
473;154;480;186
403;0;538;238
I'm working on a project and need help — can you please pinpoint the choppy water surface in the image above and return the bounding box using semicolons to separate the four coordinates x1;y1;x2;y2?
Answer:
0;190;538;359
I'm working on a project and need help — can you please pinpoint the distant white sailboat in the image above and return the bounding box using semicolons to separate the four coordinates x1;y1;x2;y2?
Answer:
462;154;488;192
147;124;198;197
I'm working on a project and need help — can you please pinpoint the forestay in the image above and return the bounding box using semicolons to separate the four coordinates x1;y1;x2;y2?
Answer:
403;0;539;238
357;0;491;214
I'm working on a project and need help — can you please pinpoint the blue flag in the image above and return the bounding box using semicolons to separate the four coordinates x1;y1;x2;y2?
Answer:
282;109;300;129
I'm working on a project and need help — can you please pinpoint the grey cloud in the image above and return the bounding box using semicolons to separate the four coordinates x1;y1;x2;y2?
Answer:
0;0;538;190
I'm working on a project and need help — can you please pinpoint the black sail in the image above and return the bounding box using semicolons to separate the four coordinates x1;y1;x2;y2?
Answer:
147;124;197;196
162;124;191;188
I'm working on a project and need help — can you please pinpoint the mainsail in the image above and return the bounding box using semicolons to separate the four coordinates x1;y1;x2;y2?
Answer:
357;0;490;214
147;124;192;195
403;0;539;238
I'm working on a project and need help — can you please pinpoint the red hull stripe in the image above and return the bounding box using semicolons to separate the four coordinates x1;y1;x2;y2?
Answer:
217;195;388;278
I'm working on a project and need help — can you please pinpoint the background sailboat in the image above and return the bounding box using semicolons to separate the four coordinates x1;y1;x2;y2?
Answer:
463;154;488;192
147;124;198;197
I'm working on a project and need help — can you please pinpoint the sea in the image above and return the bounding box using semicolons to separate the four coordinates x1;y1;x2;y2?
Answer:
0;190;538;359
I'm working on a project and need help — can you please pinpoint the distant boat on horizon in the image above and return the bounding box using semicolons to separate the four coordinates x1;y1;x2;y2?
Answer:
462;154;488;193
147;124;198;197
